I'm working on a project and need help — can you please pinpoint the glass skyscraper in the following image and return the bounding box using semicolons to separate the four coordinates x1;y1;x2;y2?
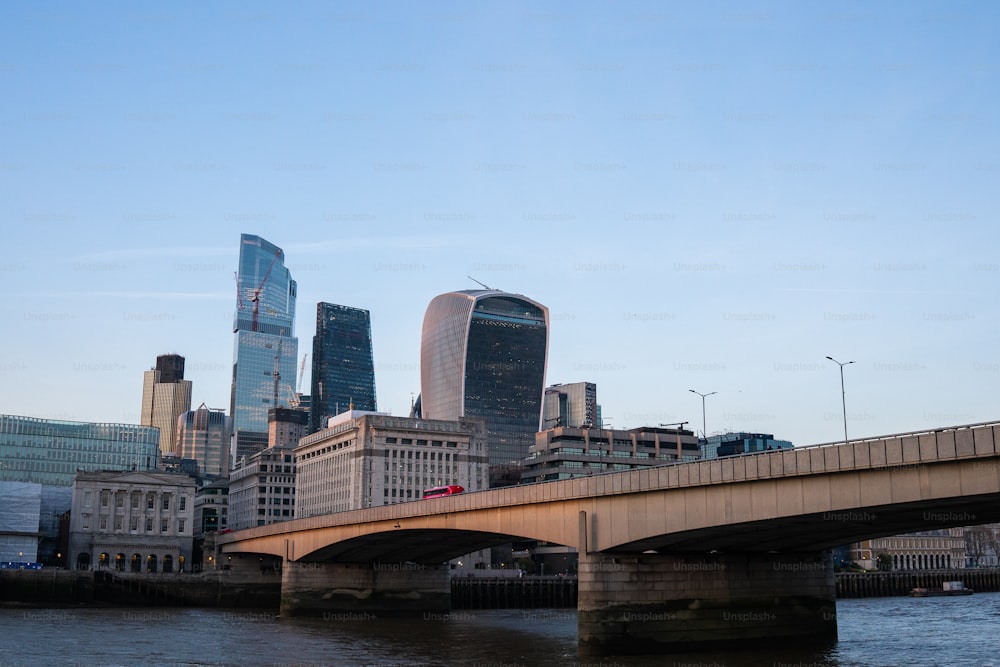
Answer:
309;302;377;433
419;290;549;478
0;414;160;562
230;234;298;466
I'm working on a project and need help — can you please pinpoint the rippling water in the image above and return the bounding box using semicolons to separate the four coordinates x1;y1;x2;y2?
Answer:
1;593;998;667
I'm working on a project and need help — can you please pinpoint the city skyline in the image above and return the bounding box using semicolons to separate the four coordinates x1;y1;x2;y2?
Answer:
3;3;999;448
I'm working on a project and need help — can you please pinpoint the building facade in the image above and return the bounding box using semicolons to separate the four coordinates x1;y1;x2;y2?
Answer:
68;470;196;572
269;407;309;449
296;412;489;516
309;302;377;434
230;233;299;465
0;414;160;563
522;425;701;483
419;289;549;482
229;447;296;530
140;354;193;455
194;477;229;536
543;382;598;429
176;403;232;478
848;529;967;571
701;432;794;460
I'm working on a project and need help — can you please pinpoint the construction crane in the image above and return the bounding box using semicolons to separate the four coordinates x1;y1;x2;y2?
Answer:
272;341;282;408
297;354;308;394
250;248;281;332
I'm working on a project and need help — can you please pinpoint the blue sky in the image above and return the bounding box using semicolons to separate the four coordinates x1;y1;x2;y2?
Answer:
2;1;998;446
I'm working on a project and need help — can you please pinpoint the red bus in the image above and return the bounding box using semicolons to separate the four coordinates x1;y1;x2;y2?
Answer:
422;485;464;499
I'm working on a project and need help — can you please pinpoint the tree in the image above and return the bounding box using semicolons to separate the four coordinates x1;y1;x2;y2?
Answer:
875;553;893;571
965;527;990;567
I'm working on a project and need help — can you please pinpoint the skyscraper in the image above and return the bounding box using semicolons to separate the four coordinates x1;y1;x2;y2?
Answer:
309;302;377;433
543;381;598;429
176;403;233;478
140;354;193;454
230;234;298;465
419;289;549;479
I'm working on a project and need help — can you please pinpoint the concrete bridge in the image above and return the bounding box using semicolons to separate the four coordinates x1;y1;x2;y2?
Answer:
219;420;1000;655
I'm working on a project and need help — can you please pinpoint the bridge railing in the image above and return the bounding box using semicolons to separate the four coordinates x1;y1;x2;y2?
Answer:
220;420;1000;542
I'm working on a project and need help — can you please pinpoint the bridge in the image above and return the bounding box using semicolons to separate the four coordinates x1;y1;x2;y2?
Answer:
219;420;1000;655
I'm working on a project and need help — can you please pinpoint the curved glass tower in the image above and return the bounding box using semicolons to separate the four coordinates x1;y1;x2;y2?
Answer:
420;290;549;476
230;234;298;466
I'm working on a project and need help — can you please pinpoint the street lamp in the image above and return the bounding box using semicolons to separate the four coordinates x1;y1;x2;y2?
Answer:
826;356;855;445
689;389;717;439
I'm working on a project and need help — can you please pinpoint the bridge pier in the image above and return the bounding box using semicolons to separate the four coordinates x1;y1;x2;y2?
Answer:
578;551;837;656
279;560;451;617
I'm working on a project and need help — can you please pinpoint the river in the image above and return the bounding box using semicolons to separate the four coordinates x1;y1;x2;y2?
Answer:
1;593;998;666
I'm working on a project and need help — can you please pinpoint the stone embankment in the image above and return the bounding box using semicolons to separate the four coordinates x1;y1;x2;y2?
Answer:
0;569;280;607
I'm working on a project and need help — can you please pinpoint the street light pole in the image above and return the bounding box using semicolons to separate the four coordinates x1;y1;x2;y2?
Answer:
826;356;855;445
688;389;717;439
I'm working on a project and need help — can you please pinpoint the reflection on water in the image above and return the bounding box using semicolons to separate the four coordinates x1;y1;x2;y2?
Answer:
1;593;998;666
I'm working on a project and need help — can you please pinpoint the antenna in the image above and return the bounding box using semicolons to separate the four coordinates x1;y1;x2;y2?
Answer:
467;275;493;291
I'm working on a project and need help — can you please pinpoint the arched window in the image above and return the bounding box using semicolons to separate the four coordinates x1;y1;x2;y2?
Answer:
162;555;173;573
115;553;126;571
131;553;142;572
146;554;158;572
76;553;91;570
98;552;109;568
178;555;186;572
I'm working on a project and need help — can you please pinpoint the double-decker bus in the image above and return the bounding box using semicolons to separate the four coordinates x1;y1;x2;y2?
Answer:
422;485;464;499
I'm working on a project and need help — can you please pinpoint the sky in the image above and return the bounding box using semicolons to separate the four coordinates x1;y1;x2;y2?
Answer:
2;1;998;448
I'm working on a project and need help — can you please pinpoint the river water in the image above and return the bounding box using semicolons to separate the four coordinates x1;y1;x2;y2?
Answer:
1;593;998;667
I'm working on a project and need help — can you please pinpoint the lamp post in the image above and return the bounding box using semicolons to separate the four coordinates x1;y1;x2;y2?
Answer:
826;356;855;445
688;389;717;440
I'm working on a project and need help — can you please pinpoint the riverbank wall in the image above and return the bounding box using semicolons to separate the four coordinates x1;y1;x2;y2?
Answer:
836;569;1000;598
0;569;280;607
5;568;1000;608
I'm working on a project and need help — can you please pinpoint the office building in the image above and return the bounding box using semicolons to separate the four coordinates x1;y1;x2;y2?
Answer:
310;302;377;434
296;411;488;515
269;407;309;449
68;470;195;572
543;382;598;429
228;447;296;530
419;289;549;483
194;477;229;536
140;354;192;454
176;403;233;478
701;432;793;459
0;414;160;563
230;234;299;465
522;425;701;483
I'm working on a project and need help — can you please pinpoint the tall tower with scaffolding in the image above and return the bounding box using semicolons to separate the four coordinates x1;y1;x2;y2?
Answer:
229;234;298;467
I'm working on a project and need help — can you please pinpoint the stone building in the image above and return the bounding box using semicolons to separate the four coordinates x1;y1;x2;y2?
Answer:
68;470;196;572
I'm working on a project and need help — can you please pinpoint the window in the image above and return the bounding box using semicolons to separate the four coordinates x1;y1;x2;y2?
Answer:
161;518;168;532
114;516;123;531
130;517;138;531
146;518;153;532
178;519;185;533
147;495;155;510
116;494;124;508
100;516;108;531
162;495;170;511
82;515;90;529
179;497;186;511
100;491;110;508
84;491;92;507
131;493;139;509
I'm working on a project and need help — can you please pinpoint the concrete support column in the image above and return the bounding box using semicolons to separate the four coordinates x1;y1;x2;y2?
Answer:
280;560;451;617
578;551;837;656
